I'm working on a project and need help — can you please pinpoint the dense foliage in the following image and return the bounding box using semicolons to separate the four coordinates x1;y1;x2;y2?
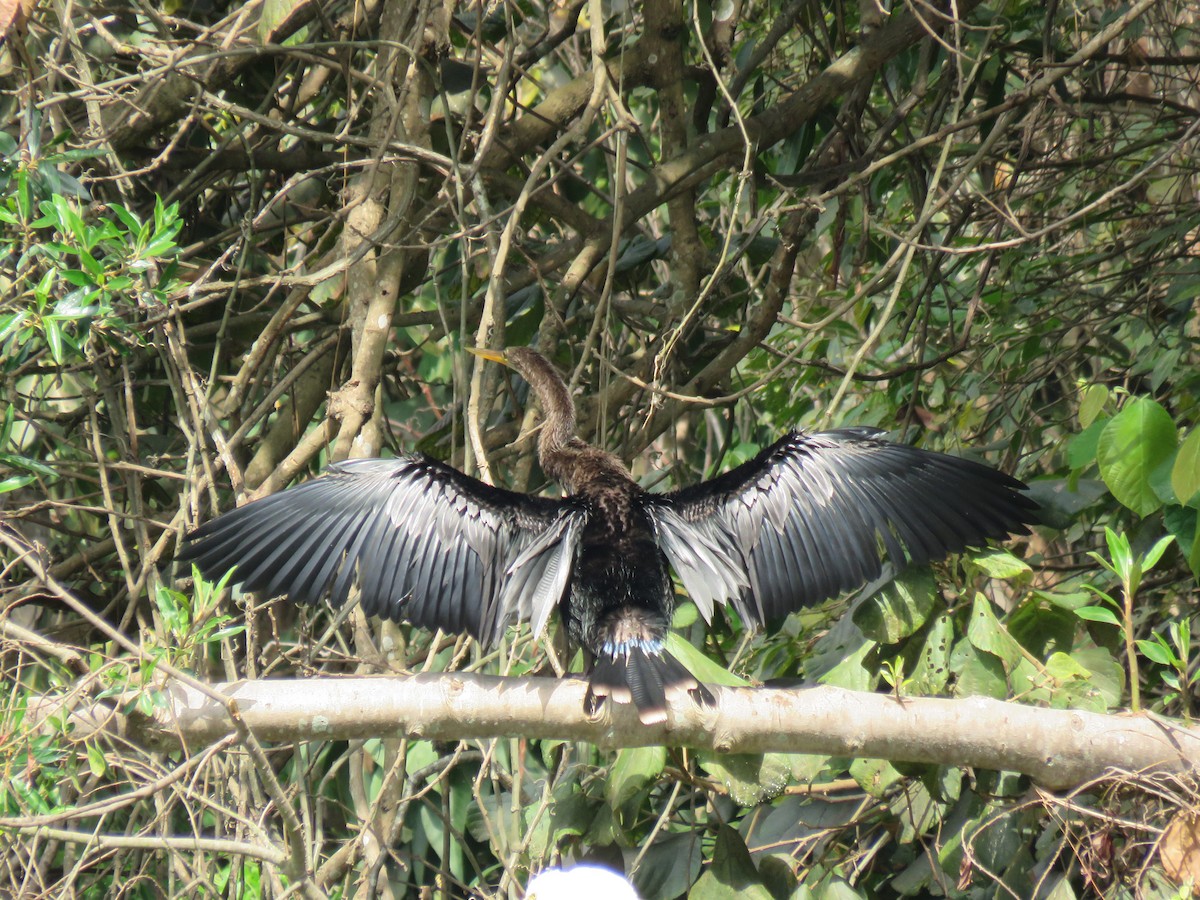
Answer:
2;0;1199;896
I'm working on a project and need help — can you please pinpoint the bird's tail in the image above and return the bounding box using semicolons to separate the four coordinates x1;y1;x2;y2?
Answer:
585;645;714;725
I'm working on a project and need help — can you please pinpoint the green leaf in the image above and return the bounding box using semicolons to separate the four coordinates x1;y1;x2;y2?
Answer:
606;746;665;812
1032;588;1092;612
852;569;936;643
1043;651;1090;683
966;594;1023;668
144;233;179;258
816;631;876;692
43;319;65;365
949;640;1007;699
908;612;953;694
1164;506;1200;579
1078;384;1108;429
687;825;772;900
16;168;31;220
700;753;793;805
1140;534;1175;572
972;549;1032;580
1075;606;1121;626
1173;429;1200;506
59;269;92;287
0;404;14;445
154;584;190;637
0;311;27;343
108;202;143;234
849;756;903;798
1136;638;1175;667
1067;419;1107;470
664;632;747;688
1096;398;1177;516
0;473;35;493
672;601;699;628
77;249;103;278
1071;647;1125;709
86;743;107;777
1103;527;1133;580
634;832;704;900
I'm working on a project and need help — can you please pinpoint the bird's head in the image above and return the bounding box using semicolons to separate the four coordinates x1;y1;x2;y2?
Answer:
466;345;548;374
465;345;510;367
466;345;582;478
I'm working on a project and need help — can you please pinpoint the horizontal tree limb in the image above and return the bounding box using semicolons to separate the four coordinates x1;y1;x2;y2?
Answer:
53;674;1200;791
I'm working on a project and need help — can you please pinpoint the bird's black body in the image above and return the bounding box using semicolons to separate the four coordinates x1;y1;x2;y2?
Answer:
178;347;1038;723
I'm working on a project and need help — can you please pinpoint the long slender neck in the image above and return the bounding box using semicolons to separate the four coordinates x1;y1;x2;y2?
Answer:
505;348;578;475
528;367;577;464
506;348;630;492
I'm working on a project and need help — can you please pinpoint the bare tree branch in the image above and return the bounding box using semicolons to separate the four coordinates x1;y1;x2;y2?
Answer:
42;675;1200;792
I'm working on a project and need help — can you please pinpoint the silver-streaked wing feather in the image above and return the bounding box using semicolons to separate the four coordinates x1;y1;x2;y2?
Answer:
647;428;1037;627
178;455;585;644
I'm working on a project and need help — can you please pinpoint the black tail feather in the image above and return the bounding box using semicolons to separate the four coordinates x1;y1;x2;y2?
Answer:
585;646;714;724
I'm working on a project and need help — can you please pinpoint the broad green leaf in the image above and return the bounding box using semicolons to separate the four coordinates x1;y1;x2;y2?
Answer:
949;640;1007;699
1075;606;1121;626
700;753;792;805
908;612;953;694
849;756;902;798
672;601;699;628
966;594;1023;668
972;549;1032;580
687;825;772;900
665;632;746;687
606;746;666;811
1078;384;1108;428
1173;428;1200;506
756;856;797;900
1044;651;1090;683
816;635;876;692
890;777;944;842
634;832;703;900
1032;588;1092;612
258;0;306;40
1136;638;1174;666
1071;647;1125;709
1096;398;1177;516
1164;505;1200;580
1067;419;1107;470
853;569;937;643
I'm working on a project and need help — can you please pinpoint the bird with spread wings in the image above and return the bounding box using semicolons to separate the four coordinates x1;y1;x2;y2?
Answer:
179;347;1038;723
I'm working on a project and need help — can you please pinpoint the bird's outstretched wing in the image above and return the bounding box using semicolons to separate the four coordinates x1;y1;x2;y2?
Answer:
178;456;586;644
645;428;1038;627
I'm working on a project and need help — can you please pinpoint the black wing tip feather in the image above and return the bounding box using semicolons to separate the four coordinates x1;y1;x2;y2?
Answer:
651;425;1040;628
174;457;583;649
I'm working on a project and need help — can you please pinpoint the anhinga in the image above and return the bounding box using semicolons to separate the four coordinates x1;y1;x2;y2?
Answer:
179;347;1038;724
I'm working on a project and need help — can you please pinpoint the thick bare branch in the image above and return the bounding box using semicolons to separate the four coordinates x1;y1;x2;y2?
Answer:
52;675;1200;792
